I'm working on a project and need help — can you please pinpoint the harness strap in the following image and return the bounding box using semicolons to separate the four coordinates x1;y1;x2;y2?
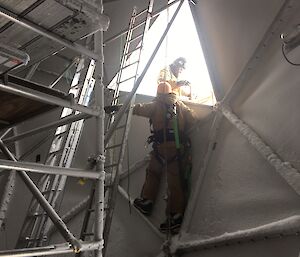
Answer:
147;128;176;144
152;145;178;166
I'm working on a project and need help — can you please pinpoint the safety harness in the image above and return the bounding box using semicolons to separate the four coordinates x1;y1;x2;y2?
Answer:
147;102;192;200
147;102;179;166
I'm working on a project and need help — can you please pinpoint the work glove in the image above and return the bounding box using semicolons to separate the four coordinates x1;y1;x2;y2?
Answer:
177;80;191;87
104;104;123;114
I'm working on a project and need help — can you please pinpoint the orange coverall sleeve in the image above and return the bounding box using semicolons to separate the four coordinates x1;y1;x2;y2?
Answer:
132;102;156;118
178;101;198;129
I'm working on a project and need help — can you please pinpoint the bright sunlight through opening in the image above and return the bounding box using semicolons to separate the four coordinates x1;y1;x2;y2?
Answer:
108;1;216;105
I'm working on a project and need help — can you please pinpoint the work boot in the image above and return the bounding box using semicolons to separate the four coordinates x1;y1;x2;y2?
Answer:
133;198;153;216
159;213;183;234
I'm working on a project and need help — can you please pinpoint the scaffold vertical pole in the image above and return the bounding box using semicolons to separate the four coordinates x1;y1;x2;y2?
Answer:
94;0;105;256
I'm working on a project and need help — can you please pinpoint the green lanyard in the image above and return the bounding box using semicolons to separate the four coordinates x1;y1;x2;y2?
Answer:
172;115;180;149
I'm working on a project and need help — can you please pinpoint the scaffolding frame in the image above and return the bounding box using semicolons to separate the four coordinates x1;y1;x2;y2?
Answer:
0;0;185;256
0;1;296;256
0;0;107;256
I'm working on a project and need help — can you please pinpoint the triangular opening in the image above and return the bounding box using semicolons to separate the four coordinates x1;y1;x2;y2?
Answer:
108;1;216;105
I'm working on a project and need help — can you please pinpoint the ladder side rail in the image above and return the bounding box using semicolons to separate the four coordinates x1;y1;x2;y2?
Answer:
47;61;96;208
16;57;88;248
36;62;96;244
103;2;155;253
105;0;151;183
106;9;138;130
103;1;154;252
104;9;149;191
102;96;136;254
105;2;152;145
77;8;140;252
43;79;96;230
112;9;137;102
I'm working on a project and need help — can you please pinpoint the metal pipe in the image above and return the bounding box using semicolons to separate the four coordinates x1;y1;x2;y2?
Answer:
0;82;99;116
47;196;90;236
104;20;146;46
0;127;17;228
0;51;41;228
182;112;223;230
0;171;16;228
49;58;78;88
0;134;52;178
17;48;67;75
118;185;164;240
0;128;12;139
0;0;47;34
3;113;91;144
0;6;99;60
105;0;184;145
150;0;181;18
0;140;82;252
0;241;103;257
0;159;100;179
25;62;41;80
93;1;105;254
20;134;52;160
173;215;300;254
218;105;300;195
15;26;98;76
103;0;181;45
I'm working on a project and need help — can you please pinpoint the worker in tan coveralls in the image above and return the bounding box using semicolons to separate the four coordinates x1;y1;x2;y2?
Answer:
157;57;191;97
132;82;197;233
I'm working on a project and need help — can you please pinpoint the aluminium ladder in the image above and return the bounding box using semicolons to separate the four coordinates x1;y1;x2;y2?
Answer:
77;2;154;256
16;57;96;248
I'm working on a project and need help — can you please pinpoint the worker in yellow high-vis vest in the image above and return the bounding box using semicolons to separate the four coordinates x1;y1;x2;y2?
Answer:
157;57;191;97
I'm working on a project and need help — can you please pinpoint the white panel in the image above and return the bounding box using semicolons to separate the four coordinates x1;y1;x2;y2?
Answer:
186;118;300;237
191;0;284;98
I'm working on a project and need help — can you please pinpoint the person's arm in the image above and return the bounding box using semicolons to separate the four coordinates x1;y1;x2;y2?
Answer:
133;102;155;118
179;102;197;129
177;80;190;87
104;102;155;118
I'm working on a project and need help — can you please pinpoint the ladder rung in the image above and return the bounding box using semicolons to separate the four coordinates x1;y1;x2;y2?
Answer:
70;83;82;89
28;212;47;218
122;61;139;70
105;124;125;134
49;148;64;155
135;8;148;18
128;34;143;44
42;189;59;195
116;125;126;130
23;236;47;242
112;94;125;101
125;46;142;57
106;143;122;150
119;76;136;84
55;130;67;137
131;20;147;32
112;95;120;100
83;232;94;237
105;163;118;169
